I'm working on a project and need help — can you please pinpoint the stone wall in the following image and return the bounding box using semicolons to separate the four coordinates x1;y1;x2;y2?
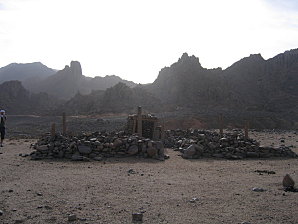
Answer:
165;129;297;159
30;131;166;161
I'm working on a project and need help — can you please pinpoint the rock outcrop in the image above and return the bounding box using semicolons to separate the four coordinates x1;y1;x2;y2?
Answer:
58;82;161;115
0;81;61;114
27;61;136;99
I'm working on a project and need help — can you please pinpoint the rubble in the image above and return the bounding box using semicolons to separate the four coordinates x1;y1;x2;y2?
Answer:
164;129;297;159
30;131;167;161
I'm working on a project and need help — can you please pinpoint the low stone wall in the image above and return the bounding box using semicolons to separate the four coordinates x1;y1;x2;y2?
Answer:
30;131;166;161
165;129;297;159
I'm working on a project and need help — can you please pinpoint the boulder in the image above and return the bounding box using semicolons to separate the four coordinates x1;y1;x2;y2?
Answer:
36;145;48;151
127;145;138;155
71;154;83;161
147;147;158;158
283;174;295;188
246;152;259;158
78;145;92;154
194;144;204;154
113;139;122;147
183;144;197;158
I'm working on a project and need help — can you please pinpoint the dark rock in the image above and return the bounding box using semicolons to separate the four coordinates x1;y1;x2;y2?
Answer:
78;145;92;154
127;145;139;155
252;187;266;192
147;147;158;158
71;154;83;161
246;152;259;158
283;174;295;188
132;213;143;222
68;214;77;222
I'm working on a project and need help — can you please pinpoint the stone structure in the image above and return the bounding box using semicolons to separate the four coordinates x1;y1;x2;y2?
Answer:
30;131;167;161
165;129;297;159
127;106;162;140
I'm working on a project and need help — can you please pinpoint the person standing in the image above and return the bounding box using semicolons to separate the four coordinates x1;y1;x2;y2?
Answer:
0;110;7;147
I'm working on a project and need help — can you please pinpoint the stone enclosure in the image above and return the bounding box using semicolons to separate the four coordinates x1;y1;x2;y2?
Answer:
30;131;167;161
29;108;297;161
165;129;297;159
30;128;297;161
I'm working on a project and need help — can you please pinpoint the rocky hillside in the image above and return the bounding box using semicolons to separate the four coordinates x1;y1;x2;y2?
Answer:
28;61;136;99
147;49;298;114
0;61;136;100
147;53;227;109
1;48;297;128
0;81;61;115
59;82;161;115
0;62;56;84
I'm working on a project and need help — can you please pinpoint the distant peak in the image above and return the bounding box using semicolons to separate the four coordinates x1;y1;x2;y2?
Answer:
104;75;118;78
70;61;82;77
178;52;202;68
248;53;264;60
181;52;189;59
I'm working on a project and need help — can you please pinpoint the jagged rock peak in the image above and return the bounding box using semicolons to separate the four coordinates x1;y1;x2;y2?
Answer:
179;52;202;66
248;53;264;60
179;52;199;61
70;61;82;77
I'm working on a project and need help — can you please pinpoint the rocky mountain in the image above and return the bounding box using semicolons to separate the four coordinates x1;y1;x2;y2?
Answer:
59;82;161;115
147;49;298;114
222;49;298;112
147;53;226;109
1;49;297;128
0;61;136;100
27;61;136;99
0;62;56;84
0;81;62;115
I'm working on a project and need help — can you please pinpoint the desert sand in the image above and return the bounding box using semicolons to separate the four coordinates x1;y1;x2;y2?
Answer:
0;131;297;224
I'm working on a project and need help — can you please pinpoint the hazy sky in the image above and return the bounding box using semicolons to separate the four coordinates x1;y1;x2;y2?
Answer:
0;0;298;83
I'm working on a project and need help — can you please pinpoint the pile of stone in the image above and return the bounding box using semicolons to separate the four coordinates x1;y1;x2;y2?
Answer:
30;131;166;161
164;129;297;159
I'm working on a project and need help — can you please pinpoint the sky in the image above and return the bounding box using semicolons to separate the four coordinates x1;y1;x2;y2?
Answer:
0;0;298;83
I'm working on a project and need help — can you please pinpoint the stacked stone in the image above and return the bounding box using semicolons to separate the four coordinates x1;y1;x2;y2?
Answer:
30;131;166;161
165;129;297;159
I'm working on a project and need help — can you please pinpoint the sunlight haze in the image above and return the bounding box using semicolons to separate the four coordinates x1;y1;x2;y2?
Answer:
0;0;297;83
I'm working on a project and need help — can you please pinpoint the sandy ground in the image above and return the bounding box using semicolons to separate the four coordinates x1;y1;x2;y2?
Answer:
0;131;297;224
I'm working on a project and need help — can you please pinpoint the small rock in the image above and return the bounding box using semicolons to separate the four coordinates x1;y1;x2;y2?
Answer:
189;197;199;203
147;147;158;158
36;145;48;151
71;154;83;161
252;187;266;192
246;152;259;158
0;209;3;216
68;214;77;222
128;169;136;174
78;145;92;154
127;145;139;155
282;174;295;188
183;144;197;158
132;213;143;222
93;156;103;161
